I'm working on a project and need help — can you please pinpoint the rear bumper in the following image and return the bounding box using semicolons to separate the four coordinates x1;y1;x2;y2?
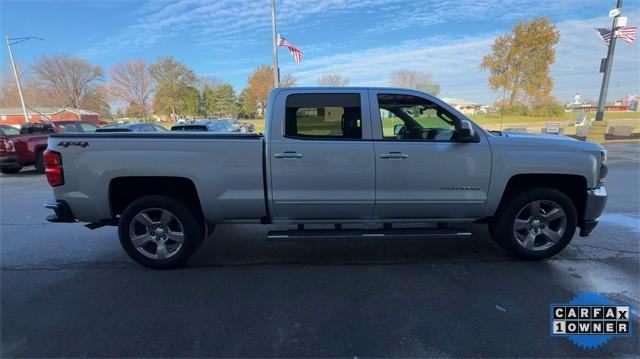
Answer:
45;199;77;223
579;186;607;236
0;154;19;168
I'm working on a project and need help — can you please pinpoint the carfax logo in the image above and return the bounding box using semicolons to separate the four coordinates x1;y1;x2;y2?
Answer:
551;292;632;349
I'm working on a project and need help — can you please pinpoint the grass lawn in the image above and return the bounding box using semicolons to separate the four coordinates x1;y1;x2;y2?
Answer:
244;111;640;134
470;111;640;125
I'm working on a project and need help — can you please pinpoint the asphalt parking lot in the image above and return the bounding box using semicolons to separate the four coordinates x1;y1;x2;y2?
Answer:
1;142;639;357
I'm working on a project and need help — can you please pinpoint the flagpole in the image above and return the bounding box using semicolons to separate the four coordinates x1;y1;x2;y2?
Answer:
595;0;623;121
271;0;280;88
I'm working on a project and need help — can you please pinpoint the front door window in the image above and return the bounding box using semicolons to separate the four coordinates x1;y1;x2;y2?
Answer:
378;94;457;142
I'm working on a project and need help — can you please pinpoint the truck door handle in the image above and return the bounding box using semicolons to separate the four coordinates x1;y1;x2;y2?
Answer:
379;152;408;159
274;151;303;159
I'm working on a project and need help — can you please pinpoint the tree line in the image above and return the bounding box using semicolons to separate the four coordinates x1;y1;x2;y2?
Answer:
0;54;441;120
1;17;560;120
0;56;274;120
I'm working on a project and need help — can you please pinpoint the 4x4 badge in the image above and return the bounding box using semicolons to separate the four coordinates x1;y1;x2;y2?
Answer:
57;141;89;148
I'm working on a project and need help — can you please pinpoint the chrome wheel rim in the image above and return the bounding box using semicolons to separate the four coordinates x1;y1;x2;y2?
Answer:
129;208;185;260
513;200;567;251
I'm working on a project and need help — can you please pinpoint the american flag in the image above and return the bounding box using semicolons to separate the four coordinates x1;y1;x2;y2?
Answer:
596;28;614;44
596;26;636;44
278;35;303;64
618;26;637;44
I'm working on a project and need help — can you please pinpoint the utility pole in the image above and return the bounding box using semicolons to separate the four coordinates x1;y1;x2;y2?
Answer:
595;0;623;121
270;0;280;88
5;35;31;124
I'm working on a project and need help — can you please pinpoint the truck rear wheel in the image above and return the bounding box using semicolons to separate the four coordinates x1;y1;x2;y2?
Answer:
118;195;204;269
489;188;577;260
35;150;45;174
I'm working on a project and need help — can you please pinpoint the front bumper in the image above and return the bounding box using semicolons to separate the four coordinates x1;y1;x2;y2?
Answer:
579;186;607;236
45;199;77;223
0;153;19;168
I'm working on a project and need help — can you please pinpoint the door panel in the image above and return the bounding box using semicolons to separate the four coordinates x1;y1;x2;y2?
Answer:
270;139;375;219
268;91;375;220
370;91;492;219
373;141;491;218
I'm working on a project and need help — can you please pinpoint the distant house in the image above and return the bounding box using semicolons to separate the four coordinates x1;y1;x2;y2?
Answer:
567;96;637;113
0;107;101;126
441;97;482;115
568;102;628;113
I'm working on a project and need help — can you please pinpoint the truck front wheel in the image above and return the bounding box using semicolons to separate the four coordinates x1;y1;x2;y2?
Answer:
118;195;204;269
490;188;577;260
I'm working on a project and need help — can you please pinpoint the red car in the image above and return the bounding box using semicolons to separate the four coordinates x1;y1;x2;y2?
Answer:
0;121;99;174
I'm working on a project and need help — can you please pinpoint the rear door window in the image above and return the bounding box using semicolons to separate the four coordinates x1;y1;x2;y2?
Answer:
285;94;362;139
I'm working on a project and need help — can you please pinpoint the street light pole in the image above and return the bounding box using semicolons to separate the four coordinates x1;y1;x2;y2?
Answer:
5;35;31;124
270;0;280;88
595;0;623;121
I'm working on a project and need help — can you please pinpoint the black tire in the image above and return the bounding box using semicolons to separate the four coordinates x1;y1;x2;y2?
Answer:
0;166;22;174
118;195;205;269
35;150;45;173
489;188;577;260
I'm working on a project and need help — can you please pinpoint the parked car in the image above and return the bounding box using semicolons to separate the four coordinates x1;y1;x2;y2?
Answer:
171;120;235;132
44;87;607;269
0;121;101;174
97;123;168;132
574;113;593;128
0;122;54;174
220;118;255;133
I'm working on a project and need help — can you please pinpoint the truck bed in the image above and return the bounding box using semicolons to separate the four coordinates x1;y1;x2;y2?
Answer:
48;132;267;223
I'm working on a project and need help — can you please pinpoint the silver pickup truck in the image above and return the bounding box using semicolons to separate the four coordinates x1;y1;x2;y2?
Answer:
44;87;607;268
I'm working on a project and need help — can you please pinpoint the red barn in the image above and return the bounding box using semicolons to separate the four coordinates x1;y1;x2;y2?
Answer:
0;107;101;126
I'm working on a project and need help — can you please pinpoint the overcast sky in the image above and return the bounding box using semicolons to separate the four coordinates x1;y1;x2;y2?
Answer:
2;0;639;104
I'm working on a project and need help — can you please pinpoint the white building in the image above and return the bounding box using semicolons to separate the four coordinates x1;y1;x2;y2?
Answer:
441;97;482;115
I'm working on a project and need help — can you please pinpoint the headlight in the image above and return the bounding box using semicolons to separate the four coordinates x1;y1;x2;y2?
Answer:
599;150;608;183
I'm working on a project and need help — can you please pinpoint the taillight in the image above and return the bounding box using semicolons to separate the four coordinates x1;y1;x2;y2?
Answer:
44;150;64;187
1;138;15;153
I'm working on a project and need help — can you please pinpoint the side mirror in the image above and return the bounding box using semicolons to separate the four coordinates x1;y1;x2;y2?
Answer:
458;120;475;142
393;124;406;136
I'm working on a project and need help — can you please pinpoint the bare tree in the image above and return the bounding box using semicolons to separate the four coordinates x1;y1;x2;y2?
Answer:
389;69;439;95
32;55;104;108
318;74;349;87
281;73;298;88
107;59;154;118
1;63;57;108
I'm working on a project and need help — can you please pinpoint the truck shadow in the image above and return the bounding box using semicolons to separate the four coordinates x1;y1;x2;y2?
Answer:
190;224;513;266
0;167;41;177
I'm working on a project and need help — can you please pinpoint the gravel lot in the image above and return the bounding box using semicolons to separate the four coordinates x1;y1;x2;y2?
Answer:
1;143;638;357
